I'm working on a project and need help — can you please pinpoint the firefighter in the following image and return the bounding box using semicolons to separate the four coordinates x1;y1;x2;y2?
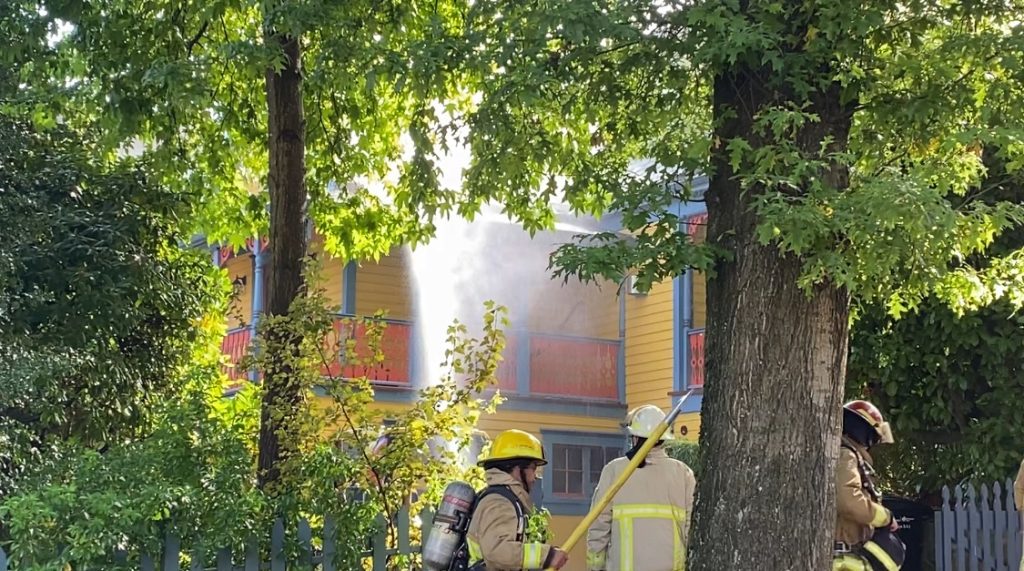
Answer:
586;405;696;571
833;400;905;571
466;429;569;571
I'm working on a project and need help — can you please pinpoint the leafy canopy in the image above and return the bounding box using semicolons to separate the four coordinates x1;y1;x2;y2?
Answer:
440;1;1024;311
5;0;473;257
848;148;1024;494
0;116;224;498
7;1;1024;304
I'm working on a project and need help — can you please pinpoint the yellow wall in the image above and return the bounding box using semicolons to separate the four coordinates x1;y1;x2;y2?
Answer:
223;241;346;327
477;407;621;437
550;515;587;571
692;271;706;329
321;397;624;441
355;247;413;320
623;279;675;411
528;278;620;340
308;236;345;311
224;254;253;329
322;255;345;311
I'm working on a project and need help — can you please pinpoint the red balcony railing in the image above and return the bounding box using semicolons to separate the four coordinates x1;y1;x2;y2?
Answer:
219;320;622;398
495;335;520;392
528;334;619;400
324;317;412;384
688;329;705;387
221;327;252;391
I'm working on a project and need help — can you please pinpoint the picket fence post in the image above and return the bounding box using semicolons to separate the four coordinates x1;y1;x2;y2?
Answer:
935;480;1024;571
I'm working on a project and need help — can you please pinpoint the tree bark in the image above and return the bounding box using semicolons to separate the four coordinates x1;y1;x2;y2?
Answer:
688;56;856;571
257;29;307;491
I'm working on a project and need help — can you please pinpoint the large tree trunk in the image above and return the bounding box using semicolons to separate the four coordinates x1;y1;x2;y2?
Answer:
687;54;856;571
257;30;307;491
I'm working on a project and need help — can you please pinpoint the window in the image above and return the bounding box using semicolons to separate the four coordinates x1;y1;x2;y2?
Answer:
549;444;623;498
551;444;584;496
542;430;625;514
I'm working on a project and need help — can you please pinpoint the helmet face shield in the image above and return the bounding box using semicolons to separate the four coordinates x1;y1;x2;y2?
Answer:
875;421;894;444
844;400;895;444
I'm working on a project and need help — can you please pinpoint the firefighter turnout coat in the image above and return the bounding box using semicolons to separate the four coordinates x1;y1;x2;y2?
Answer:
467;468;556;571
585;447;696;571
835;436;892;546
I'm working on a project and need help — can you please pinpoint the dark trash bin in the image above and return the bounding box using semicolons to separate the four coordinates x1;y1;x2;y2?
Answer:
883;496;935;571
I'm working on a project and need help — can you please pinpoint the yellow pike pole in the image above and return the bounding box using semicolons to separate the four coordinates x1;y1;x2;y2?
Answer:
546;390;695;570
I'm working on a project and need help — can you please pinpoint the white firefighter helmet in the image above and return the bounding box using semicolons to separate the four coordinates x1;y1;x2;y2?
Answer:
625;405;674;441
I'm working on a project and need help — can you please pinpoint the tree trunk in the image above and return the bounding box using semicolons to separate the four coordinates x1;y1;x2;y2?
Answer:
257;29;307;491
688;59;855;571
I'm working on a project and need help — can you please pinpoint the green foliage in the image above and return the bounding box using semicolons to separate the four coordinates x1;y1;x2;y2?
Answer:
525;507;552;544
848;149;1024;495
848;298;1024;496
1;256;507;569
0;116;225;499
3;0;476;256
429;1;1024;313
1;367;266;569
664;441;703;481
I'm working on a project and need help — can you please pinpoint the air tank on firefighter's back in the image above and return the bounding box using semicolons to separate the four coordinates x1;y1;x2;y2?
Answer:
422;481;477;571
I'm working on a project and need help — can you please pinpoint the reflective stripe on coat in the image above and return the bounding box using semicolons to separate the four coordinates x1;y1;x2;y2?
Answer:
585;447;696;571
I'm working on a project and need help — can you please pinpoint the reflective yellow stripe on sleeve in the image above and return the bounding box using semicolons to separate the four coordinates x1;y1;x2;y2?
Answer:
587;549;607;570
869;504;891;528
522;542;546;569
673;524;685;571
467;537;483;565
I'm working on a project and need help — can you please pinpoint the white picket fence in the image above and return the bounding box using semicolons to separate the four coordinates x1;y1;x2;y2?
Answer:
936;479;1022;571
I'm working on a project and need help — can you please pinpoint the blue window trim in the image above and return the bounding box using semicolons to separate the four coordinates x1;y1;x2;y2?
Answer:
540;429;627;516
249;239;268;383
342;261;357;314
677;270;702;413
672;272;684;397
617;290;626;403
668;191;707;415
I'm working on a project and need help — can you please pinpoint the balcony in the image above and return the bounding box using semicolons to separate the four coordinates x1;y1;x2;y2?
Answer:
221;327;252;385
517;333;619;400
323;317;412;384
220;318;621;401
688;328;705;387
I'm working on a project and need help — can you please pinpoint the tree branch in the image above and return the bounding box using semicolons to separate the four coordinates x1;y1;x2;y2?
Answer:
186;20;210;56
0;406;40;426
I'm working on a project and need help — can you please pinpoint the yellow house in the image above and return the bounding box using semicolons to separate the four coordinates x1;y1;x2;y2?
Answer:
212;188;708;570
